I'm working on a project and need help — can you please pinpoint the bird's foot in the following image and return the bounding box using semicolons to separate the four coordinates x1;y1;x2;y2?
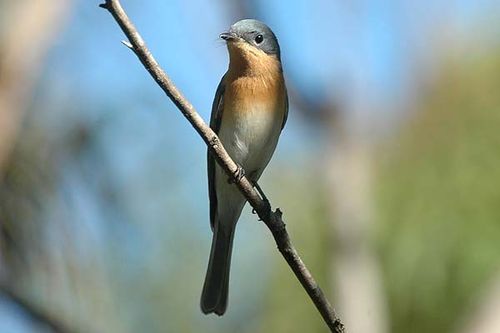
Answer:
228;164;245;184
261;197;271;214
252;182;271;218
253;182;268;203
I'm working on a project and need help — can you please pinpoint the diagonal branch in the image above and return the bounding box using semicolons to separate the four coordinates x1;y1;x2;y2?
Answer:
99;1;346;332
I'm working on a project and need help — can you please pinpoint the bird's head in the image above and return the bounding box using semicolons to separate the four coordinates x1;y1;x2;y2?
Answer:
220;19;281;71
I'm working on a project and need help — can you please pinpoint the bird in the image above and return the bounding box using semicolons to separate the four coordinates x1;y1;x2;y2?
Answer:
200;19;288;316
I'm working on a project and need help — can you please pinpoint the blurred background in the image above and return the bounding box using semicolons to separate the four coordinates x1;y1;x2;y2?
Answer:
0;0;499;332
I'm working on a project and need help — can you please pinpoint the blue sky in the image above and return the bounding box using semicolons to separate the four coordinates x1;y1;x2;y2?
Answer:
45;0;500;135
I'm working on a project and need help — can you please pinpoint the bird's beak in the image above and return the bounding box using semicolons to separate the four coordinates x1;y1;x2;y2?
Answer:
219;31;238;42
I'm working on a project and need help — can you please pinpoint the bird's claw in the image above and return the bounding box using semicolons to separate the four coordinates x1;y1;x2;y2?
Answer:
228;164;245;184
262;198;271;212
252;196;271;221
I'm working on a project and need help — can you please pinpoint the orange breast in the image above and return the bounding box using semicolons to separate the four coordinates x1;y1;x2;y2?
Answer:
222;40;286;121
224;75;285;118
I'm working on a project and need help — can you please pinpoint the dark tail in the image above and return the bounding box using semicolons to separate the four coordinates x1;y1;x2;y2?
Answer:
200;224;235;315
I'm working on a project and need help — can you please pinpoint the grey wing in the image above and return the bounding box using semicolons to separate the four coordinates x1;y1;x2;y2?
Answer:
281;88;289;130
208;75;226;230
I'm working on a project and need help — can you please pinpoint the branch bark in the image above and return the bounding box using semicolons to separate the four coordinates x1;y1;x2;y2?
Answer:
99;1;346;331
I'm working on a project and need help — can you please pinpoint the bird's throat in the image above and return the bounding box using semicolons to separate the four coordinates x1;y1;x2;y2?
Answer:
226;42;281;78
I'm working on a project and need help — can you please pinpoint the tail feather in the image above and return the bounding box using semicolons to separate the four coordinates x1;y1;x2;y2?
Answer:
200;224;235;315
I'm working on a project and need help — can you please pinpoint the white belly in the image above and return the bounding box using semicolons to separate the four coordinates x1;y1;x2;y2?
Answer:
214;101;283;227
218;102;282;180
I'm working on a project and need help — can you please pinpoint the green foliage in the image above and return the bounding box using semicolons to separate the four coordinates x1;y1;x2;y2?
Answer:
258;163;332;333
375;51;500;333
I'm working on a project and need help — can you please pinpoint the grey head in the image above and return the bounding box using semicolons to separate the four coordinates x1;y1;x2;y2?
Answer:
220;19;281;59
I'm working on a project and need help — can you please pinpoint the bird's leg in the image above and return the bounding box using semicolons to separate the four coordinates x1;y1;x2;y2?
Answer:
252;181;271;215
228;164;245;184
254;182;269;203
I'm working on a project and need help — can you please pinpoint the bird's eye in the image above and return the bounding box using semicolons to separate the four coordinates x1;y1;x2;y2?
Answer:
254;34;264;44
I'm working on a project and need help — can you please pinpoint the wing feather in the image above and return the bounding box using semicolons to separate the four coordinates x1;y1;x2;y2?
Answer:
281;88;289;130
207;75;226;230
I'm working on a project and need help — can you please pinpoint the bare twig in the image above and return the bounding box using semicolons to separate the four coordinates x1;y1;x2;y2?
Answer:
120;39;133;49
99;1;346;331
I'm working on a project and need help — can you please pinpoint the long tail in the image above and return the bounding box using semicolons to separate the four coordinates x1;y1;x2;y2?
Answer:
200;223;235;315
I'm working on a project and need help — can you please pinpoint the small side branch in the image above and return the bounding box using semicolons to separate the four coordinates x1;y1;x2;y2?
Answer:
99;1;345;332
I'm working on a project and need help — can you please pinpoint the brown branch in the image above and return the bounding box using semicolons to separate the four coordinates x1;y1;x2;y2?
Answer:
98;1;346;332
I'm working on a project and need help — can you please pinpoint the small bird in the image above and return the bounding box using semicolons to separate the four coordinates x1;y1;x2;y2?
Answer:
200;19;288;315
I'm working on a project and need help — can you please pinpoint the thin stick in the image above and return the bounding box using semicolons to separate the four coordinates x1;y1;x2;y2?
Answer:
99;1;346;331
